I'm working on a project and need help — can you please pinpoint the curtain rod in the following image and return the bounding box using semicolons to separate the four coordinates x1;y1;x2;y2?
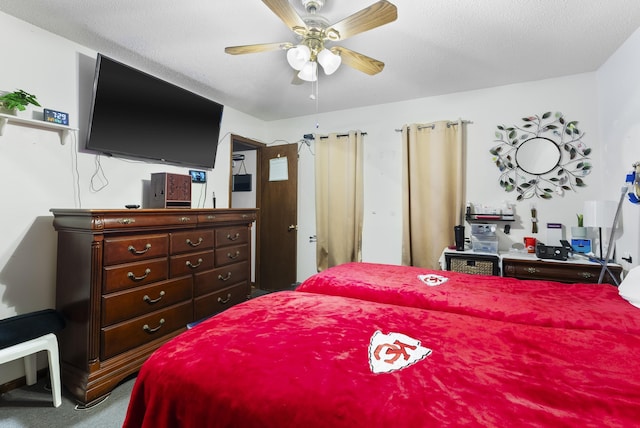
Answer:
394;120;473;132
312;132;368;139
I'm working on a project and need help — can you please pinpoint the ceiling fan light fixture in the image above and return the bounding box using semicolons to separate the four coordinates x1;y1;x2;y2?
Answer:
317;48;341;75
286;45;311;70
298;61;318;82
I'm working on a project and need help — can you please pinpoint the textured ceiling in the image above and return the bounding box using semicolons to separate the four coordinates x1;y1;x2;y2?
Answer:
1;0;639;121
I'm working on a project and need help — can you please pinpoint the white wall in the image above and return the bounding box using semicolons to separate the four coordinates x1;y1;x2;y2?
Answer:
269;73;607;280
0;12;267;382
597;26;640;272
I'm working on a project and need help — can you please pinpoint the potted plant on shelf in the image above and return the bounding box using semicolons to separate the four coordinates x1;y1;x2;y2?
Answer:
0;89;41;116
571;213;587;238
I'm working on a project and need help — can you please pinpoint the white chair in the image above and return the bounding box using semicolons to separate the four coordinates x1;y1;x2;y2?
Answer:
0;309;65;407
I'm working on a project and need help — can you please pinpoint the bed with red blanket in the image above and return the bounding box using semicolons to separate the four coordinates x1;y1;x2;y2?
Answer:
124;288;640;427
297;262;640;333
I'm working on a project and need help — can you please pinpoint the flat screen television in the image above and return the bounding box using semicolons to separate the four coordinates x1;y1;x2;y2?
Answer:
86;54;224;169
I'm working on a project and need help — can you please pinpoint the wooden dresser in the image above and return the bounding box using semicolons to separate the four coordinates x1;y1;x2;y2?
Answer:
502;256;622;285
50;208;257;405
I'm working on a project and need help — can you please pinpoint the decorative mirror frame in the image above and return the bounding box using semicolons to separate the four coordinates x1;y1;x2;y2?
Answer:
490;111;592;200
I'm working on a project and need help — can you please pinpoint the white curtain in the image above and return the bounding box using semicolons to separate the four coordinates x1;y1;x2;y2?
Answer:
315;131;364;271
402;121;466;269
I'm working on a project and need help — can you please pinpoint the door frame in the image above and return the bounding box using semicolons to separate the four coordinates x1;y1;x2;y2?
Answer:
230;134;266;288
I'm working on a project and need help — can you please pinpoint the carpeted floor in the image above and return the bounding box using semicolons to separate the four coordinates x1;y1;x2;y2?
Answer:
0;375;136;428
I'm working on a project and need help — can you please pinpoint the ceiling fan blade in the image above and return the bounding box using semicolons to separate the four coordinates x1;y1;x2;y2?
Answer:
262;0;308;34
326;0;397;41
225;42;292;55
331;46;385;75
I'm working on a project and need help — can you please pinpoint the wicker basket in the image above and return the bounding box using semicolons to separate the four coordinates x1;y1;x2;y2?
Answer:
449;257;497;276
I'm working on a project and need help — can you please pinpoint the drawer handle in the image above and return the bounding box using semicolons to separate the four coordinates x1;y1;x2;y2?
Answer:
525;267;539;274
117;218;136;225
580;272;594;279
128;243;151;255
218;272;232;281
226;233;241;241
143;290;166;304
178;217;191;223
227;251;240;260
128;268;151;281
218;293;232;304
186;258;203;269
207;215;216;220
186;237;204;247
143;318;165;333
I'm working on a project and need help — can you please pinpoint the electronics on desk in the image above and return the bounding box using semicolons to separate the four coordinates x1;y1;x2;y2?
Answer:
546;223;563;245
535;243;569;261
570;239;591;254
454;225;465;250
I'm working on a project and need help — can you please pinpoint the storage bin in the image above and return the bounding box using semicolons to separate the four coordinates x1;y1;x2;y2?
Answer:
471;235;498;254
470;223;497;235
445;253;500;276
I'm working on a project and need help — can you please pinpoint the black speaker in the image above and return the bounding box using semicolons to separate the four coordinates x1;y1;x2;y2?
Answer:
454;225;465;250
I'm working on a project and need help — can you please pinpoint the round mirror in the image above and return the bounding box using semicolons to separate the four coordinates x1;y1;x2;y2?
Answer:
515;137;561;175
490;111;592;200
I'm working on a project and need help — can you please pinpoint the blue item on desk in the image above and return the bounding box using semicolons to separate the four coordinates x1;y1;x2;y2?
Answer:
571;239;591;254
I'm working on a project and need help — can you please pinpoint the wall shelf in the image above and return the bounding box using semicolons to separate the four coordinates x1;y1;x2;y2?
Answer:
465;214;515;222
0;112;77;145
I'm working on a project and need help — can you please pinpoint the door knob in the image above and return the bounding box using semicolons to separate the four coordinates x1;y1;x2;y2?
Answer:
288;225;298;231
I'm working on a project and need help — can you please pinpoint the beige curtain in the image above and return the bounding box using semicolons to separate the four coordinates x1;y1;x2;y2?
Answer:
315;131;364;271
402;121;466;269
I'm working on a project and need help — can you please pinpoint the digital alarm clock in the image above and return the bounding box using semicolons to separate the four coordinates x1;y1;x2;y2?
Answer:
44;109;69;126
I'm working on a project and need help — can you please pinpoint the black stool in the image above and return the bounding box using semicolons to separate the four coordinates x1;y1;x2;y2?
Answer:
0;309;65;407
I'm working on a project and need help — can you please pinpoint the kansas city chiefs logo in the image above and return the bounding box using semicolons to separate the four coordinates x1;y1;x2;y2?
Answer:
369;331;432;374
417;273;448;286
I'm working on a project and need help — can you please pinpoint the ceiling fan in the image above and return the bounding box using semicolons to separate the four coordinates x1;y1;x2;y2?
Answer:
225;0;398;82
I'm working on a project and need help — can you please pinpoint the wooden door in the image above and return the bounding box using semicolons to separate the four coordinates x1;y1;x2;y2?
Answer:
258;144;298;290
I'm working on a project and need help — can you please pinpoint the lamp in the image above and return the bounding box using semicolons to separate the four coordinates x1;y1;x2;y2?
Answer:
583;200;617;260
317;48;341;75
286;45;311;70
297;61;318;82
286;44;341;82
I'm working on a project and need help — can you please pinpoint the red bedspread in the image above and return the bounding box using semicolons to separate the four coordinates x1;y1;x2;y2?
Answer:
296;262;640;333
124;291;640;428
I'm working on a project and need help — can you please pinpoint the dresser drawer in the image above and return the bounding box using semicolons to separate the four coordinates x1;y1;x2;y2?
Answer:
103;234;169;265
194;261;249;297
501;258;622;284
198;211;257;225
215;226;249;247
193;282;249;320
102;276;193;326
103;258;168;293
170;250;215;277
215;244;249;267
170;230;215;254
101;301;192;360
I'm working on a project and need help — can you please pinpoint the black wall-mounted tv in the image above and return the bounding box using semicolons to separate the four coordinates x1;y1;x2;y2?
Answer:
86;54;224;169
